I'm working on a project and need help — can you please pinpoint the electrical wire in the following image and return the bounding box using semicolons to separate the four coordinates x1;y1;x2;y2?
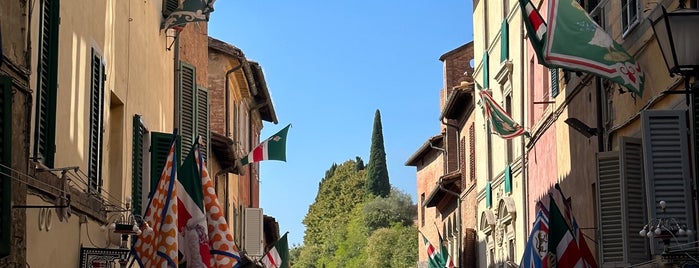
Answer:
83;215;102;248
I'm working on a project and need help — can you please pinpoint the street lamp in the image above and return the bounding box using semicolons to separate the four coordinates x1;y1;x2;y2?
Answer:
639;200;693;253
649;0;699;103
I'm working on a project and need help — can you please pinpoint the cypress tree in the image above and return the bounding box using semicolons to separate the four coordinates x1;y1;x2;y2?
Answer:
365;109;390;197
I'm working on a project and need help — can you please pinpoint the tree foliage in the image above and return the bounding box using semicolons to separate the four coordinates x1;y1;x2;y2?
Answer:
365;225;418;268
363;188;417;232
365;109;390;197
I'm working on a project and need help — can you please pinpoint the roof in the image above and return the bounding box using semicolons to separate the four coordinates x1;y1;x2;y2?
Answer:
440;81;475;121
439;41;474;61
246;61;278;124
208;36;245;59
423;172;462;208
210;132;241;174
405;135;444;166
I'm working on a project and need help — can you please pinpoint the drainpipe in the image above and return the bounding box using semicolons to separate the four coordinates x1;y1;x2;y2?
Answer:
520;18;530;237
173;31;181;129
441;117;462;266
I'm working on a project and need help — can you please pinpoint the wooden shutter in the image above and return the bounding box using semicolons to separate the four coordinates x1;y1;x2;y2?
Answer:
162;0;179;18
179;62;196;163
0;75;12;257
483;52;490;89
551;68;559;98
642;110;693;255
621;137;648;263
88;49;105;193
132;115;145;216
469;124;475;181
197;87;209;162
597;150;624;263
486;182;492;208
150;132;174;193
500;20;509;62
504;165;511;194
244;208;264;256
35;0;59;167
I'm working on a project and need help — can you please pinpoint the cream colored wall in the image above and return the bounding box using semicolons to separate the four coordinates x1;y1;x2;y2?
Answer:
27;0;175;264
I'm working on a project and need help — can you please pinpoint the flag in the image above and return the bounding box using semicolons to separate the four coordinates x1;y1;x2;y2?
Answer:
420;233;441;268
161;0;216;30
520;203;550;268
132;136;179;268
479;90;528;139
548;195;584;268
261;233;289;268
520;0;644;96
194;142;242;267
178;144;211;267
437;230;455;268
240;124;291;166
555;184;598;268
519;0;548;65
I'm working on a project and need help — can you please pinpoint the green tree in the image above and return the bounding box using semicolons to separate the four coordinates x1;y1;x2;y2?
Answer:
363;188;417;232
365;109;390;197
365;225;418;268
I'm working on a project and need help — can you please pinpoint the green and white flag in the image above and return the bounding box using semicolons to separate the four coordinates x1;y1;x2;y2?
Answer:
479;90;528;139
522;0;645;96
240;124;291;166
161;0;216;30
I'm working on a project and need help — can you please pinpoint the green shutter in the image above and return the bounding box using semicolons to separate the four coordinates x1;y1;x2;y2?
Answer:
0;75;12;257
162;0;179;18
132;115;145;216
500;20;509;62
88;49;105;192
551;68;559;98
179;62;196;163
483;52;490;89
34;0;60;167
504;165;512;194
486;182;492;208
150;132;176;193
197;87;209;162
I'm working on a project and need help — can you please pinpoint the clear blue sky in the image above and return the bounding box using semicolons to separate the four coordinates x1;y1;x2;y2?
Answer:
209;1;473;246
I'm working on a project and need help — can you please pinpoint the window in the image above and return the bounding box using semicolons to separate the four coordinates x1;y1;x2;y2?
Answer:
621;0;639;34
505;93;513;163
178;62;210;163
500;20;509;62
34;0;60;167
162;0;179;18
132;115;147;216
551;68;560;98
88;49;105;193
597;110;693;265
420;193;425;226
0;75;12;257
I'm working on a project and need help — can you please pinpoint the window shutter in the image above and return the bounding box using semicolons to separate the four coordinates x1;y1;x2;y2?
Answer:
0;75;12;257
88;50;105;193
150;132;174;194
551;68;559;98
162;0;179;18
179;62;196;163
504;165;511;194
486;182;492;208
35;0;59;167
483;52;490;89
642;110;693;255
469;124;475;181
597;150;624;263
244;207;264;256
500;20;509;62
620;137;648;263
196;87;209;163
132;115;145;216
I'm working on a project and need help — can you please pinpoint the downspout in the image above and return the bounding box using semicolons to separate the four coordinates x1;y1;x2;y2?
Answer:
441;117;462;266
520;15;530;237
173;31;181;130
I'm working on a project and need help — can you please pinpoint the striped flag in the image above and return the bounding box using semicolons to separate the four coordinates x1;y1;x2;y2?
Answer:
261;233;289;268
555;185;598;268
194;143;242;267
548;195;584;268
420;233;441;268
479;90;528;139
240;124;291;166
437;230;455;268
520;0;548;65
178;144;211;267
132;135;179;268
520;203;550;268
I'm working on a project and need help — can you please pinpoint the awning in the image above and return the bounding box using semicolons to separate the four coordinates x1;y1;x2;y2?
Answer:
210;132;241;174
423;172;462;208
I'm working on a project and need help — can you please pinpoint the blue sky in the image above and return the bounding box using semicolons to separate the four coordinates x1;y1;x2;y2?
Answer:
209;1;473;246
